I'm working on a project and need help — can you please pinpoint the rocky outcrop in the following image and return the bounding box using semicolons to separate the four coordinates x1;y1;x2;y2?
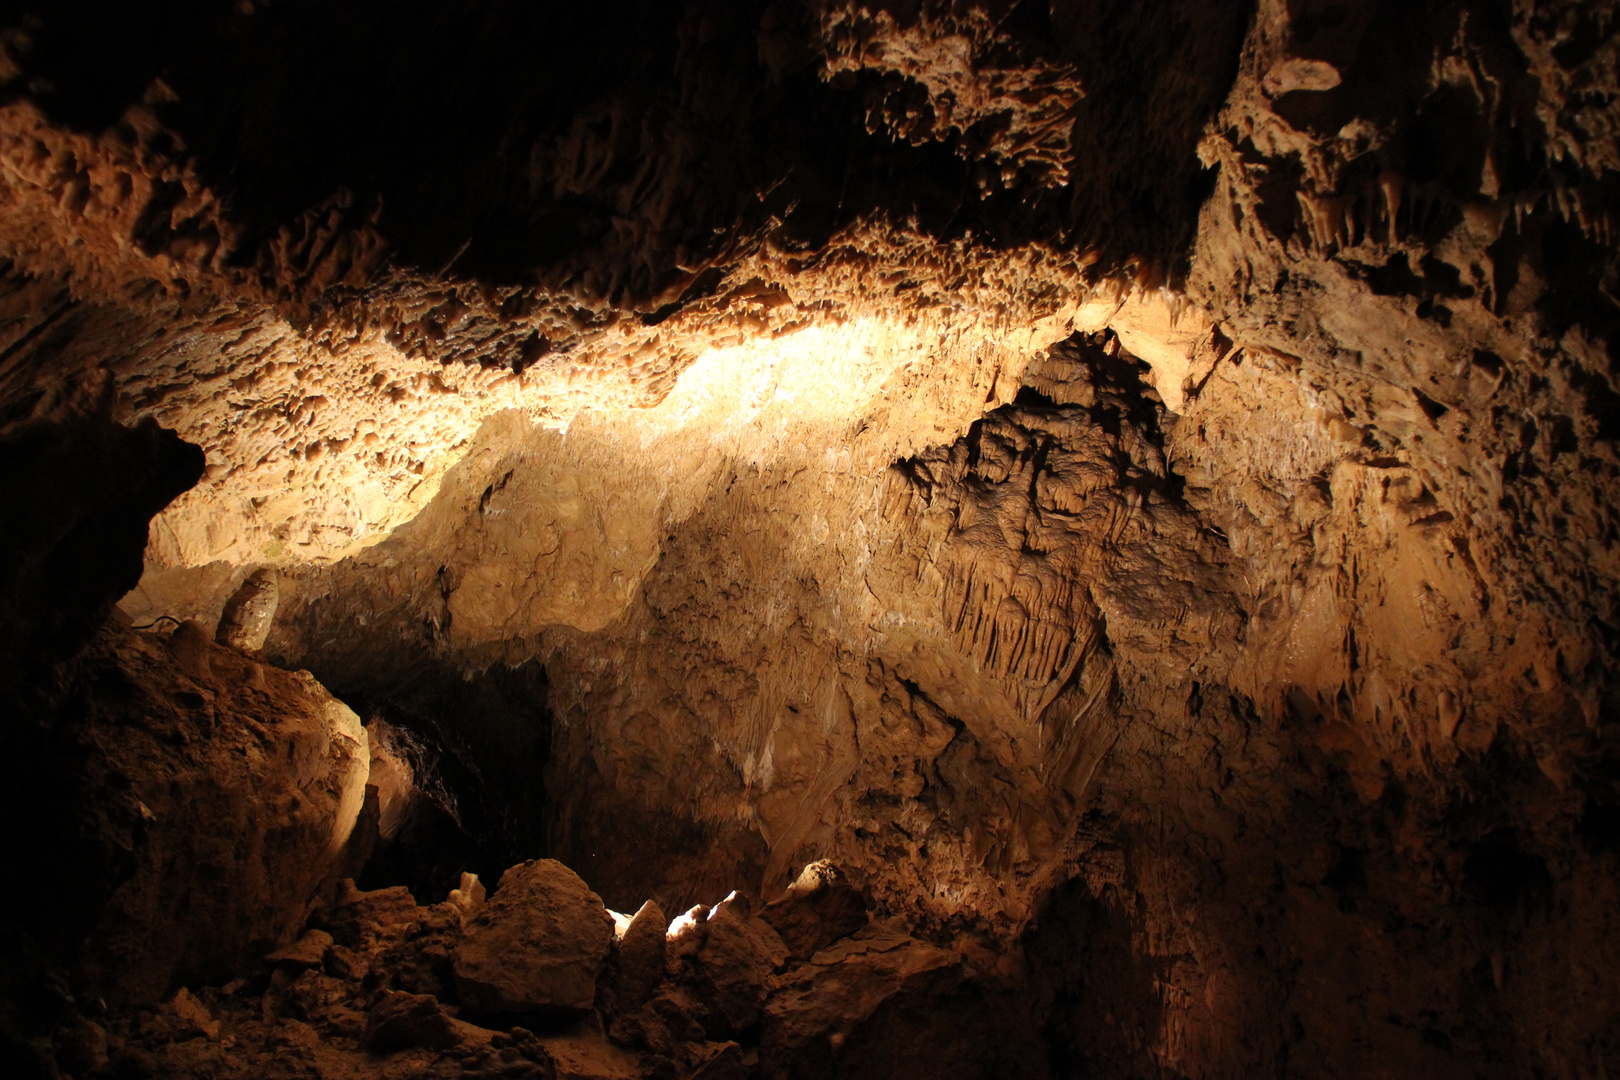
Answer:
603;900;668;1015
759;862;869;962
0;371;203;718
682;895;790;1036
758;921;962;1079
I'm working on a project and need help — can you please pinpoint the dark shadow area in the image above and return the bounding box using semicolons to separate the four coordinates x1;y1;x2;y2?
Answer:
313;660;552;906
3;0;1251;297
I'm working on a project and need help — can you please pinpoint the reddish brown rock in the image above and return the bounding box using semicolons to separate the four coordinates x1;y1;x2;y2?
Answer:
56;622;371;1006
758;922;962;1080
684;895;789;1036
606;899;667;1015
361;990;462;1054
453;860;615;1014
760;862;869;962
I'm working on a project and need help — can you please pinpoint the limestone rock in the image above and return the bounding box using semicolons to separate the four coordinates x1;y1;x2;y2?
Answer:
606;899;666;1014
538;1029;643;1080
320;882;424;953
265;928;333;969
167;987;221;1041
53;1017;109;1075
688;1040;747;1080
448;870;488;917
5;2;1620;1076
362;990;462;1053
758;924;962;1079
63;622;370;1005
686;894;789;1036
760;862;869;962
453;859;615;1014
215;569;279;652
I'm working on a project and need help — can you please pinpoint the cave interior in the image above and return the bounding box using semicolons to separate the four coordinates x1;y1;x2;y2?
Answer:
2;1;1620;1078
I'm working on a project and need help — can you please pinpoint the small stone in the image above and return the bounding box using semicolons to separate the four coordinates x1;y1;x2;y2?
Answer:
363;990;463;1053
265;928;333;968
167;987;220;1040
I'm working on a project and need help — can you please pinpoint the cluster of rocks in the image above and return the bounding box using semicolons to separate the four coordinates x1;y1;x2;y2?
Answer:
72;858;1015;1080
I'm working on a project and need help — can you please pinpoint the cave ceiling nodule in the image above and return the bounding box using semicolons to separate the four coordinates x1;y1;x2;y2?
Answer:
2;1;1620;1078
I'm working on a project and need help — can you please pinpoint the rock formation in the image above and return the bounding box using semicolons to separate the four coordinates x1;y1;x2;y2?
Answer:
1;1;1618;1077
453;859;616;1015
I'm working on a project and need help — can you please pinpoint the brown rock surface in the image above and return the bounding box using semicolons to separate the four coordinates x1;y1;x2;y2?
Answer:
1;1;1618;1077
760;862;869;962
758;921;962;1079
33;619;371;1006
683;895;790;1036
361;990;462;1054
215;568;279;652
454;859;616;1015
605;899;667;1015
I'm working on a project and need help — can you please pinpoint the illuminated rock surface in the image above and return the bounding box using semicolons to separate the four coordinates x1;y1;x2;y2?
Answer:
1;1;1618;1077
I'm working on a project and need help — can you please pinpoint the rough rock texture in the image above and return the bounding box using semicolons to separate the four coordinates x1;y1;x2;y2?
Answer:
362;991;464;1054
44;620;370;1005
65;851;1037;1080
684;896;790;1036
759;861;870;961
1;1;1619;1077
604;900;668;1015
453;859;616;1015
215;568;279;651
0;370;203;715
757;922;962;1078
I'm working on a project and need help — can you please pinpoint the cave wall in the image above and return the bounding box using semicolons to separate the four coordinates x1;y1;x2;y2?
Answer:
0;1;1618;1077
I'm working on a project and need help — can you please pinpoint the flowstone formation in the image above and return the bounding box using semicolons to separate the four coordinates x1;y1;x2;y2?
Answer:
3;1;1620;1078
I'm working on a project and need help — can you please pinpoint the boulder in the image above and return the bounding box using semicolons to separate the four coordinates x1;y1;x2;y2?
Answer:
540;1029;643;1080
54;1017;109;1075
758;921;961;1079
265;929;333;970
687;894;788;1035
67;623;370;1005
454;859;615;1014
760;861;869;961
168;987;221;1041
215;569;279;652
363;990;463;1053
688;1040;748;1080
606;899;666;1013
320;882;422;952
